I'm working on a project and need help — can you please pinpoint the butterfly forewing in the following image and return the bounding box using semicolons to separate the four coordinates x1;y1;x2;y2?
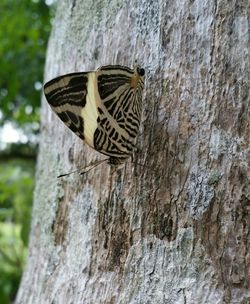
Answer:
44;72;89;141
44;65;144;165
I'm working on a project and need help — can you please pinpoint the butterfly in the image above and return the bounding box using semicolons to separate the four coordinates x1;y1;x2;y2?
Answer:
44;65;145;175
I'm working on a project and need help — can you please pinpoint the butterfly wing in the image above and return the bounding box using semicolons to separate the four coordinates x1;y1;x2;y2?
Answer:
44;72;99;148
93;65;144;161
44;65;144;163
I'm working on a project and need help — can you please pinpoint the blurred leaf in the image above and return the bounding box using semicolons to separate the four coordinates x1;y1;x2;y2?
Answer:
0;1;53;301
0;159;35;303
0;0;52;128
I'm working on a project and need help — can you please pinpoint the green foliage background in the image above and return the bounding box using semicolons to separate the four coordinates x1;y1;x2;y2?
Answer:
0;161;34;303
0;0;51;126
0;0;52;302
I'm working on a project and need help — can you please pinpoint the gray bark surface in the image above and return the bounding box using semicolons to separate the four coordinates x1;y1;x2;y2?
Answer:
16;0;250;303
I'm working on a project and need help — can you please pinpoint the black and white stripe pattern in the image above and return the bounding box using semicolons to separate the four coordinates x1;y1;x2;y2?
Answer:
44;65;145;166
94;65;144;163
44;73;88;140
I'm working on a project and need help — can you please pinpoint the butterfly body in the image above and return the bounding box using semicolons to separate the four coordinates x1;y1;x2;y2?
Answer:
44;65;145;167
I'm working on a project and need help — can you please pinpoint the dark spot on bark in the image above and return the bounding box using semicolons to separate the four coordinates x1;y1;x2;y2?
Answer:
93;47;99;60
68;146;74;163
90;198;130;275
51;192;69;246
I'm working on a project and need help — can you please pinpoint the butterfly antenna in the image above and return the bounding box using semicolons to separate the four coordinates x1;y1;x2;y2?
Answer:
57;158;109;178
79;159;109;175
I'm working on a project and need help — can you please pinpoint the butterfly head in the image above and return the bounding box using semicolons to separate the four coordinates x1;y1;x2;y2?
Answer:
131;66;145;89
136;67;145;76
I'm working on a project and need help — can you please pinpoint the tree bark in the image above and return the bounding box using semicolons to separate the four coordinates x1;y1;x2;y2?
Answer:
16;0;250;303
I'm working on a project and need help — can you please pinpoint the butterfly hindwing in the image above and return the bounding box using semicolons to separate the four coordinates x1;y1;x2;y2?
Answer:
93;66;144;159
97;65;132;100
44;72;89;141
97;65;143;137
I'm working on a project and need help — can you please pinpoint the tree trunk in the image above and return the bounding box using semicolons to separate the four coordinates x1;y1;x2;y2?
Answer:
16;0;250;303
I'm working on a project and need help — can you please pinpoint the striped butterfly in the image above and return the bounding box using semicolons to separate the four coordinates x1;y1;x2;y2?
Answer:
44;65;145;176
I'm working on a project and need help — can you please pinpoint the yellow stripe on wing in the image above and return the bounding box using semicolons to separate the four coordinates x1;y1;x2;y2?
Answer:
82;72;99;147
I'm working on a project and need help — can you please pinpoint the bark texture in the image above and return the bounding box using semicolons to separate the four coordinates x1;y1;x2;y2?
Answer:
17;0;250;303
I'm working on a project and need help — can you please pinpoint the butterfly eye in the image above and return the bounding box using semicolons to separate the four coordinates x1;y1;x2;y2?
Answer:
137;67;145;76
